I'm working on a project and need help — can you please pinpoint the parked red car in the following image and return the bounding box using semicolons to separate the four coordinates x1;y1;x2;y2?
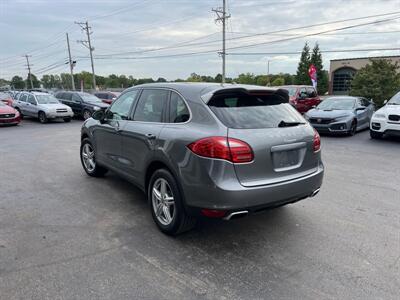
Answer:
0;92;14;106
0;101;21;125
93;91;120;105
281;85;321;114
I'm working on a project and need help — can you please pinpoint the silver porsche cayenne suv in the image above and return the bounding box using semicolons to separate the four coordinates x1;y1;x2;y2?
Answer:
80;83;324;235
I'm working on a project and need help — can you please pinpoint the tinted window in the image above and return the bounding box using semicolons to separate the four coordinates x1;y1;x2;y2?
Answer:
299;88;307;98
169;92;190;123
109;90;138;120
72;94;81;102
208;91;302;129
282;87;297;97
63;93;72;101
79;92;102;103
20;94;27;102
27;95;36;105
306;87;317;97
133;89;168;122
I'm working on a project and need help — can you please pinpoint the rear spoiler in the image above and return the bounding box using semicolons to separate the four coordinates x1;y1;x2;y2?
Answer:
201;87;289;104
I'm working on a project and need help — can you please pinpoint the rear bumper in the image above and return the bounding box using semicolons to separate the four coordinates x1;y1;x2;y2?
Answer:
182;160;324;212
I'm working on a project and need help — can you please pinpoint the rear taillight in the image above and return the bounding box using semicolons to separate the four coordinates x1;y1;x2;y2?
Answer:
313;130;321;152
188;136;254;163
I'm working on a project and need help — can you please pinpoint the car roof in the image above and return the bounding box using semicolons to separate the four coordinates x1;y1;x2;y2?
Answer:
126;82;281;103
31;92;50;96
325;96;359;100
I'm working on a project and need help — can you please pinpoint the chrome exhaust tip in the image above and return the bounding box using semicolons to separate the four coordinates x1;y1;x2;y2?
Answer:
223;210;249;220
310;188;320;197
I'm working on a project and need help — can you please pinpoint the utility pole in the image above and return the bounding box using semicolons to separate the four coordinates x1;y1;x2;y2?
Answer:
76;21;96;90
24;54;33;89
267;59;270;86
213;0;230;84
66;33;76;90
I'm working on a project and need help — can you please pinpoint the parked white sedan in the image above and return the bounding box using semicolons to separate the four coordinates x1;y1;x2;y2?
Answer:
13;92;74;123
370;91;400;139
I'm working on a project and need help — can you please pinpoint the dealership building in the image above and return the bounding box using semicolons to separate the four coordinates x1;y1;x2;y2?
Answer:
328;55;400;95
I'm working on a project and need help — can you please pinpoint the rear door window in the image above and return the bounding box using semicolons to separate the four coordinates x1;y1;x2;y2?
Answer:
72;94;81;102
169;92;190;123
133;89;169;122
207;91;303;129
306;87;317;97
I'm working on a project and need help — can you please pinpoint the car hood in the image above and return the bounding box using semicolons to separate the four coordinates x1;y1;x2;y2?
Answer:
376;104;400;115
83;101;109;108
0;105;17;114
306;108;353;119
39;103;71;110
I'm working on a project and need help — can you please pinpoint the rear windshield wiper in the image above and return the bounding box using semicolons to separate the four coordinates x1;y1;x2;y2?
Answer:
278;120;305;127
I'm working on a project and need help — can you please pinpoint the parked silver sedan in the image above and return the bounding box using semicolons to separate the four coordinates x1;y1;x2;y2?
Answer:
304;96;374;135
13;92;74;123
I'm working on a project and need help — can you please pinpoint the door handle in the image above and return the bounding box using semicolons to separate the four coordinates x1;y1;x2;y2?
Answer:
146;133;156;140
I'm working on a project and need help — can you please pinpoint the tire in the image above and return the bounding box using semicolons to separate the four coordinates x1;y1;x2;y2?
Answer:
348;120;357;136
38;111;48;124
370;130;383;139
148;169;196;235
64;118;71;123
80;138;108;177
83;109;92;120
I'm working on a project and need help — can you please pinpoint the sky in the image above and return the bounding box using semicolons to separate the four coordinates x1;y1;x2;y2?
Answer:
0;0;399;81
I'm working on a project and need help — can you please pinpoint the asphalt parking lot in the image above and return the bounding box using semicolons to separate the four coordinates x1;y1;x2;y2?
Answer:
0;118;399;300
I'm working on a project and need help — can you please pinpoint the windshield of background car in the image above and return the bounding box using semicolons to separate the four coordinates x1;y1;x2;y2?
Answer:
79;93;102;103
207;91;303;129
388;92;400;105
282;87;297;97
317;98;355;110
36;95;60;104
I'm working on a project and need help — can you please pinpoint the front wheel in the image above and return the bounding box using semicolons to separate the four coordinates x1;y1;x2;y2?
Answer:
83;109;92;120
148;169;196;235
348;120;357;136
80;138;108;177
370;130;383;139
38;111;48;123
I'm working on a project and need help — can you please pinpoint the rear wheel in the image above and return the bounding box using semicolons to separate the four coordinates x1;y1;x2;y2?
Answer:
148;169;196;235
370;130;383;139
80;138;108;177
38;111;48;123
83;109;92;120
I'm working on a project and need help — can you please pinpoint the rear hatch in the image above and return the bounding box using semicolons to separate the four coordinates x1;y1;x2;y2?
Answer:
207;88;319;187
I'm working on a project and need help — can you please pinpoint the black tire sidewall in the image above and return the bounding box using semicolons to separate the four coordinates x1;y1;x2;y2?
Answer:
148;169;186;235
39;111;47;123
80;138;98;176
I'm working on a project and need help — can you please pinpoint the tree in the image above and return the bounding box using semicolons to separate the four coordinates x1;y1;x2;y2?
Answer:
296;42;311;85
11;76;25;89
235;73;256;84
156;77;167;82
26;74;40;88
187;73;202;82
310;43;328;94
271;77;285;86
349;59;400;107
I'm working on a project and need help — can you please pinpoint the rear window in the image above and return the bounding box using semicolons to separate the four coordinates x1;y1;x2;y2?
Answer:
207;91;304;129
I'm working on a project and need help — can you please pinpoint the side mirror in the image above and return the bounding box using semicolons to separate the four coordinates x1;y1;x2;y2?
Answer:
383;99;388;105
92;110;105;121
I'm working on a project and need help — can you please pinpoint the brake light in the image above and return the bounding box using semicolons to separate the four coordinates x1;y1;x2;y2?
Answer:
313;130;321;152
188;136;254;163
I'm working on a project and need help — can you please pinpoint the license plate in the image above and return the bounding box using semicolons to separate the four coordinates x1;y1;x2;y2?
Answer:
272;149;300;170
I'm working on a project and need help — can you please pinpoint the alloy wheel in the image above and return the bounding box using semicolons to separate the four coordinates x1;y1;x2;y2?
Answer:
83;110;92;120
81;143;96;172
152;178;175;226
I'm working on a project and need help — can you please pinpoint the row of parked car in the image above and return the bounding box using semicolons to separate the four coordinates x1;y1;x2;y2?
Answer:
0;90;122;125
1;86;399;140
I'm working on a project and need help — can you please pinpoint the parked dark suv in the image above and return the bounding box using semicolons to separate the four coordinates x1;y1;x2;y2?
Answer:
80;83;324;235
55;91;109;119
281;85;321;114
